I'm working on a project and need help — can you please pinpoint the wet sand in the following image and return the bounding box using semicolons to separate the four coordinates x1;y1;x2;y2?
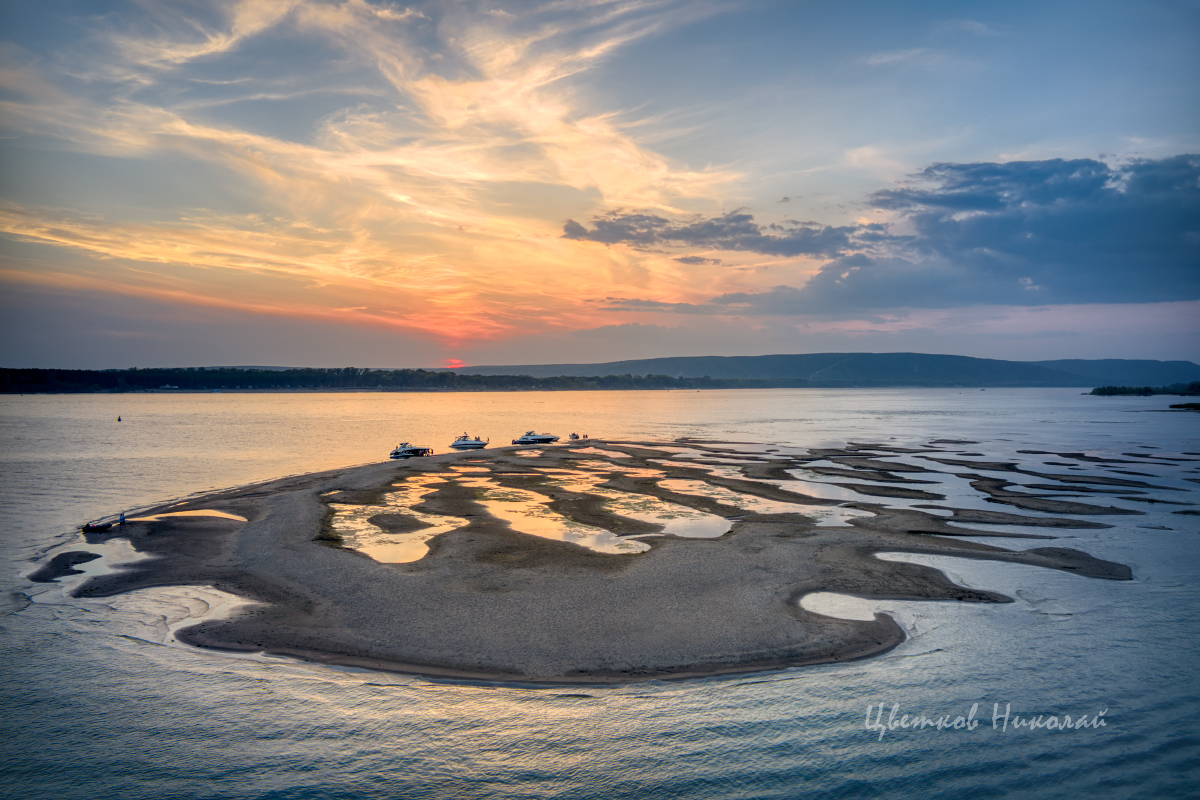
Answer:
61;439;1140;684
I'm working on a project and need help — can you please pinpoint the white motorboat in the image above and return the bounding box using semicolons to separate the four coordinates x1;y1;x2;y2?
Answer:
449;433;489;450
390;442;433;459
511;431;560;445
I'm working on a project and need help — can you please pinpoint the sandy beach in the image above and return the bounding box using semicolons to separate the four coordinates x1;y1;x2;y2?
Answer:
60;439;1136;684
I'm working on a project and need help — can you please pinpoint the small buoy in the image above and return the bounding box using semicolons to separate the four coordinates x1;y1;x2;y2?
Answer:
117;416;121;421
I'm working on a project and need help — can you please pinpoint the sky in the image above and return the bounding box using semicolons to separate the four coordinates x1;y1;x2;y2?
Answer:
1;0;1197;369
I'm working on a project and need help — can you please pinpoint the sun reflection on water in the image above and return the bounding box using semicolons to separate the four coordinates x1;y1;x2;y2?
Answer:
128;509;248;522
328;447;889;564
657;479;873;527
453;475;650;554
538;469;733;539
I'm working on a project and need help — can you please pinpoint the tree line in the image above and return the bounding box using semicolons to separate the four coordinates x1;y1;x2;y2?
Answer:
0;367;806;393
9;366;1195;394
1089;382;1200;396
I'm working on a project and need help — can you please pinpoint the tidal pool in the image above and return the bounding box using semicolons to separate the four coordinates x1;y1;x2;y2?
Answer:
658;479;874;527
567;446;632;458
328;474;471;563
128;509;248;522
453;475;651;554
540;469;733;539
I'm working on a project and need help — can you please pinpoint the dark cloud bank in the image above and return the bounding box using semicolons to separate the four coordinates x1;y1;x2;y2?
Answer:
563;155;1199;314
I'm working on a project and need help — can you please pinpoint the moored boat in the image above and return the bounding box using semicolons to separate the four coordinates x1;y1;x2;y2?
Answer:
512;431;560;445
389;442;434;459
450;434;489;450
80;522;113;533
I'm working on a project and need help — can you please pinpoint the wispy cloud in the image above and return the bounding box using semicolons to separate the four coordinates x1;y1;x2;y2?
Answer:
863;46;972;71
934;19;1007;38
0;0;736;344
111;0;303;68
865;48;935;66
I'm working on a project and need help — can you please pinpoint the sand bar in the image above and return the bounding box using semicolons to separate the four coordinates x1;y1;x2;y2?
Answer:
58;439;1140;684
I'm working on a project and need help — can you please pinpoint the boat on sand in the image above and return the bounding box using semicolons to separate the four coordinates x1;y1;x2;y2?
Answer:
512;431;560;445
389;442;434;459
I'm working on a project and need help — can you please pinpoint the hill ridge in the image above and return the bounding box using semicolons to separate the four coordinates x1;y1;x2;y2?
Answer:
452;352;1200;387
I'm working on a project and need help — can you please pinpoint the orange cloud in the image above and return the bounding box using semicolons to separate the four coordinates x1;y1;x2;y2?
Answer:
0;1;753;349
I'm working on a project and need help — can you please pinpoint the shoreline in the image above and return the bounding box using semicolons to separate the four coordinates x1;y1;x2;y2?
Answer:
58;439;1136;684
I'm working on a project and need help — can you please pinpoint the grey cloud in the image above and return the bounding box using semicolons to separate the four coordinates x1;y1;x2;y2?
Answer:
701;254;1003;314
561;219;592;239
868;158;1113;212
598;155;1199;315
600;297;708;314
675;255;723;265
863;155;1200;306
603;258;960;316
563;210;859;257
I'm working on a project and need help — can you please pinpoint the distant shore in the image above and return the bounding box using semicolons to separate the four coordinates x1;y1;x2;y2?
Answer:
2;386;1110;394
8;356;1200;394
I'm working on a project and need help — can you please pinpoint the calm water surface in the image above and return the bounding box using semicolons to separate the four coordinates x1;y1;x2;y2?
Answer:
1;389;1198;799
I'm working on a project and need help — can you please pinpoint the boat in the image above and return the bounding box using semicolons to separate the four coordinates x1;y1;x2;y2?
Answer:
511;431;560;445
389;442;434;459
80;522;113;533
449;434;489;450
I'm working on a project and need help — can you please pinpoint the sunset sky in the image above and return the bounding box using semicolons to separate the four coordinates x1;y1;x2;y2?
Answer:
1;0;1197;369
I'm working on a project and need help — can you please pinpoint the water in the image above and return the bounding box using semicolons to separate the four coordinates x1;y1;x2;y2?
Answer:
448;474;654;554
2;389;1198;799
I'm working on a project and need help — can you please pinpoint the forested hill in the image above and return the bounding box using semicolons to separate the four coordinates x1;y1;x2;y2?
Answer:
454;353;1200;387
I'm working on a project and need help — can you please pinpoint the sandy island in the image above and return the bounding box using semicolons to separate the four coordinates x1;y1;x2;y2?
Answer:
53;439;1144;684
